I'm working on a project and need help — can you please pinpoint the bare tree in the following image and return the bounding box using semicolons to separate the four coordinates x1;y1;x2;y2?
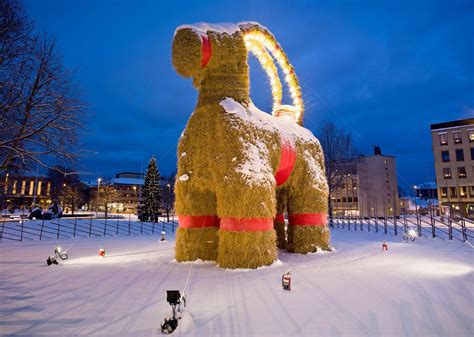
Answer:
0;0;32;66
0;0;84;173
317;121;355;217
94;184;117;219
61;182;86;214
47;165;79;201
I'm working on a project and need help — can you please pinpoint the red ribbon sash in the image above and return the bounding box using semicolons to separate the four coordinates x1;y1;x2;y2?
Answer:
288;213;327;226
178;215;219;228
178;214;326;229
275;214;285;223
178;215;274;231
220;217;273;231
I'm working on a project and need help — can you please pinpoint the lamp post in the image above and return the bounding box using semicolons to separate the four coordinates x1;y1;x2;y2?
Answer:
97;178;102;217
166;183;171;222
133;185;137;213
62;183;66;213
413;185;419;215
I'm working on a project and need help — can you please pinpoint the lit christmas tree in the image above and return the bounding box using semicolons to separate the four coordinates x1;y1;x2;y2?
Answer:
138;156;162;222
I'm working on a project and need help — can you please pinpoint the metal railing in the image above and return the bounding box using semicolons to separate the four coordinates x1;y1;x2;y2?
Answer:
330;213;473;243
0;213;179;242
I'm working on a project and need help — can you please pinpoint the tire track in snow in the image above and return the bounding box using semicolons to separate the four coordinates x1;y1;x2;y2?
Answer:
71;253;176;336
348;275;447;336
8;270;129;336
307;280;371;336
263;278;305;336
355;273;472;335
118;262;177;335
69;271;150;337
312;285;370;336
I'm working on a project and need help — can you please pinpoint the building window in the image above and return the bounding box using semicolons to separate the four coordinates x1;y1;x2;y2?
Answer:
456;149;464;161
460;186;467;198
471;148;474;160
443;168;452;179
21;180;26;195
29;181;34;195
439;133;448;145
440;187;448;197
469;130;474;142
470;186;474;198
37;181;42;196
441;151;450;162
12;180;17;194
453;131;462;144
458;167;467;178
450;187;457;198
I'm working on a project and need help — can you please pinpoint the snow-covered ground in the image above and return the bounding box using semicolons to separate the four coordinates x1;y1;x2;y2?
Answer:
0;229;472;337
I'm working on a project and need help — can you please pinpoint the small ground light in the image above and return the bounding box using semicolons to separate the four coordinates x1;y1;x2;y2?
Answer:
161;231;166;241
47;246;68;265
403;230;417;242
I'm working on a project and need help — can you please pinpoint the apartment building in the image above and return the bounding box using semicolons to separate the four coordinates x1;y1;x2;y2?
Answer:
1;173;52;209
331;147;399;217
431;118;474;218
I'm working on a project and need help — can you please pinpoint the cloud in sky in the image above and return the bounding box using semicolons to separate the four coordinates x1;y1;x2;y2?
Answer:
24;0;473;188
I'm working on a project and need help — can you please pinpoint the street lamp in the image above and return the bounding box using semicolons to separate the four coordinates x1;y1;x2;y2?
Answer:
97;178;102;216
133;185;137;213
166;183;171;222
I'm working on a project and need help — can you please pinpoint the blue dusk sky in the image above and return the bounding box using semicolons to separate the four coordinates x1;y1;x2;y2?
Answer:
23;0;473;191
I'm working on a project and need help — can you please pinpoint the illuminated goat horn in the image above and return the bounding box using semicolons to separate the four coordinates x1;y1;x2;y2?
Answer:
242;27;304;124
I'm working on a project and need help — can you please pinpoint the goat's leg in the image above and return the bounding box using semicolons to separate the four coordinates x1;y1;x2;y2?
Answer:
215;184;277;269
286;149;331;253
175;184;219;262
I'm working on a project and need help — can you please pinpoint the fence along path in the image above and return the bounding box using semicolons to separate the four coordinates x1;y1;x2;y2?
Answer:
330;214;473;244
3;212;472;246
0;215;179;242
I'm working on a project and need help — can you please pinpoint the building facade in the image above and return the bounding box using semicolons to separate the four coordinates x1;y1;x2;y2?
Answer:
85;172;175;214
431;118;474;219
1;173;52;210
331;149;399;218
414;182;438;200
85;172;144;213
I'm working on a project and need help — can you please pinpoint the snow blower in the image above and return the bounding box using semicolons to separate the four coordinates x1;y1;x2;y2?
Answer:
161;290;186;334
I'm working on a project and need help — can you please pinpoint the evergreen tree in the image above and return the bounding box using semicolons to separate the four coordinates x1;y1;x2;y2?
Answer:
138;156;162;222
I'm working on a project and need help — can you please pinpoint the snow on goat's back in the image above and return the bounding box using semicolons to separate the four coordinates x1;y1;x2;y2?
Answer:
220;97;317;144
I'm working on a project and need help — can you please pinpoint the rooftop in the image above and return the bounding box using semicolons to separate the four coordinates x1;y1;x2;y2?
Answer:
430;118;474;131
